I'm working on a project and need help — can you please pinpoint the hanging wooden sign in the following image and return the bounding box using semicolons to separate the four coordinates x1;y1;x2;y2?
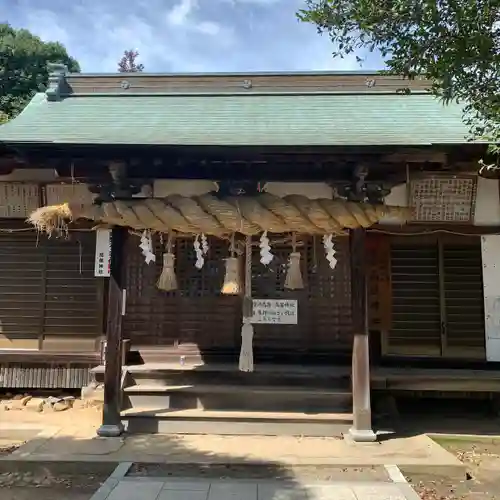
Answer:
251;299;298;325
94;228;112;277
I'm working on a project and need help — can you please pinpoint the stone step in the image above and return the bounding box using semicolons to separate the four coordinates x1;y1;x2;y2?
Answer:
121;408;353;436
122;363;351;389
123;383;352;413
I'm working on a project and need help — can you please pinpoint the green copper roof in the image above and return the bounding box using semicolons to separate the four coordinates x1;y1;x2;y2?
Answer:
0;91;470;146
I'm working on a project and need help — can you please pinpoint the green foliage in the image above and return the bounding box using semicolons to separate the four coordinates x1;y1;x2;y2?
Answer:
118;49;144;72
298;1;500;149
0;23;80;121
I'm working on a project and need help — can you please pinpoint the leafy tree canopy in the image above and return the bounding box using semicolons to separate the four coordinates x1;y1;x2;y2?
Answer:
0;23;80;121
118;49;144;73
298;1;500;157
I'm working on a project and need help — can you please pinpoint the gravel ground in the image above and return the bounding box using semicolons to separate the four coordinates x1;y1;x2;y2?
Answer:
127;463;390;482
0;472;107;500
0;442;24;456
402;437;500;500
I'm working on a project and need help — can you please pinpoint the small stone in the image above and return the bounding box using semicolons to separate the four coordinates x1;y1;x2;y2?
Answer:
20;395;32;406
25;398;45;412
51;400;71;412
81;384;104;403
62;396;75;408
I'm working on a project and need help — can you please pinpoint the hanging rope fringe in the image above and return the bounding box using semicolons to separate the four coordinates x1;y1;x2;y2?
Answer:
222;234;241;295
157;253;177;291
157;233;178;291
284;233;304;290
239;235;254;372
222;258;241;294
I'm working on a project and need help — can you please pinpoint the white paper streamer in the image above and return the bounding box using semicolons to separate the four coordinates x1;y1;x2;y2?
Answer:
139;230;156;265
259;231;273;265
201;233;209;255
323;234;337;270
194;235;205;269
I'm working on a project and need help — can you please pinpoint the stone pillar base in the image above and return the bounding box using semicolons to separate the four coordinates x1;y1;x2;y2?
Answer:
97;423;124;437
348;428;377;443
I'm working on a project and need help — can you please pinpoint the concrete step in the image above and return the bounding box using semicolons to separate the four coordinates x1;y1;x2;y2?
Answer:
123;383;352;413
121;408;353;436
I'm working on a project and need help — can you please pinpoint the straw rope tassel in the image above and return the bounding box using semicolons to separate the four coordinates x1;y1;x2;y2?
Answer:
157;233;178;291
284;233;304;290
239;235;254;372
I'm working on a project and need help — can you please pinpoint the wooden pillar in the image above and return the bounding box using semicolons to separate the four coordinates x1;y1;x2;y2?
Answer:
97;227;125;437
348;227;376;442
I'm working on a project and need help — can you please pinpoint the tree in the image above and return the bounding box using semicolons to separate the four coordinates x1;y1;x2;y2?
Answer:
0;23;80;121
118;50;144;73
298;1;500;159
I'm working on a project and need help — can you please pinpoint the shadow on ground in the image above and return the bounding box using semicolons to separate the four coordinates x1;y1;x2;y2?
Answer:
374;394;500;440
0;419;387;500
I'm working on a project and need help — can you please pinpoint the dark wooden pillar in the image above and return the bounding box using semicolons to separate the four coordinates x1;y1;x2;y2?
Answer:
349;227;376;442
97;227;125;437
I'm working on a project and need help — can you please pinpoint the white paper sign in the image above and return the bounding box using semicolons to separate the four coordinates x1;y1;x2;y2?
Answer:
94;229;112;277
251;299;298;325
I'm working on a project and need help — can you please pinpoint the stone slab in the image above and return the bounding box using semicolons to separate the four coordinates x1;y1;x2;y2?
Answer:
161;480;210;492
106;480;164;500
257;484;308;500
351;484;407;500
89;478;119;500
2;422;462;468
88;477;422;500
207;482;258;500
158;490;208;500
307;484;357;500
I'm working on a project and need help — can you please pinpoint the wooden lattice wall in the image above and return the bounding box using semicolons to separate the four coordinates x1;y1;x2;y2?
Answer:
122;234;353;359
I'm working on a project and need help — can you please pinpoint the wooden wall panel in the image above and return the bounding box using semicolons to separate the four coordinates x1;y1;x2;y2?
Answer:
0;221;104;353
123;234;241;352
385;234;485;359
66;73;430;95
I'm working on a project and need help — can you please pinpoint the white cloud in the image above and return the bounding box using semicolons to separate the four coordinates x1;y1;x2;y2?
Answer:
196;21;221;36
167;0;197;26
1;0;384;73
220;0;283;4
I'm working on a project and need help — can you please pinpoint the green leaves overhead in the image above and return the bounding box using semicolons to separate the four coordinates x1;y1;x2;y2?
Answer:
0;23;80;121
298;0;500;153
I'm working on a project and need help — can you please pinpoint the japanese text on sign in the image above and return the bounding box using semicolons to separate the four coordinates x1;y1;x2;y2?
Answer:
251;299;298;325
94;229;112;277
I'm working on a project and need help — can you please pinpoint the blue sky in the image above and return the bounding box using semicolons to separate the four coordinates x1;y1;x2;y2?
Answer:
2;0;384;73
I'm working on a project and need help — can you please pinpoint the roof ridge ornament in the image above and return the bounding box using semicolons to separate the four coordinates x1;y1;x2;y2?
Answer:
46;63;68;101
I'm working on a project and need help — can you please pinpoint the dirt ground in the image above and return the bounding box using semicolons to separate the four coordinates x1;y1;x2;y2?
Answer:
403;436;500;500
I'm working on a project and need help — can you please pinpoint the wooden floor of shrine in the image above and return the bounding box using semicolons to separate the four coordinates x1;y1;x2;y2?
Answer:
92;361;500;436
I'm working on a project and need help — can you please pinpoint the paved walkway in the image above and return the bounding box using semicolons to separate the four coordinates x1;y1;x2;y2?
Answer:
90;463;421;500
